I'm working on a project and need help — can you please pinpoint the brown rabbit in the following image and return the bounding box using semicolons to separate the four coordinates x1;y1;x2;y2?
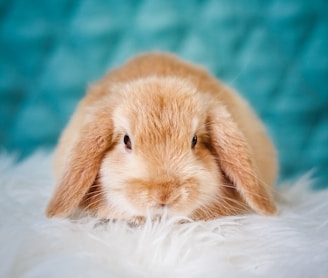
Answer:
46;53;278;221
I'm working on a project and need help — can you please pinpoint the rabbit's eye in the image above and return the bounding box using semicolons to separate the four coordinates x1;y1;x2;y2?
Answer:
124;134;132;150
191;135;197;148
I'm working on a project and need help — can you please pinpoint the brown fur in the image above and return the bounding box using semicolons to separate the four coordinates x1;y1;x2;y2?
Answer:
46;53;278;221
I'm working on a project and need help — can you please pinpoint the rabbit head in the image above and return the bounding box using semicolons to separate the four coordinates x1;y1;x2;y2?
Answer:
46;54;277;221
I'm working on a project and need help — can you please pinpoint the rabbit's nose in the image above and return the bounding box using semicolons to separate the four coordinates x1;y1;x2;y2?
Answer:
152;192;171;208
158;203;167;208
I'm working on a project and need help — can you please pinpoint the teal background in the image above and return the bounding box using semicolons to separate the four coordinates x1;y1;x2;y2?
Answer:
0;0;327;185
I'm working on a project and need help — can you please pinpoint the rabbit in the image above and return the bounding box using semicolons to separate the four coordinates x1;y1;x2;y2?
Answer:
46;53;278;222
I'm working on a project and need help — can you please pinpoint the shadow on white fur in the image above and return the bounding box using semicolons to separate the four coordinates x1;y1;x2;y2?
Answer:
0;152;327;278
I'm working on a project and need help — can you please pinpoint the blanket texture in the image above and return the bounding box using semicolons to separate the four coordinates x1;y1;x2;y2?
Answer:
0;152;327;277
0;0;328;185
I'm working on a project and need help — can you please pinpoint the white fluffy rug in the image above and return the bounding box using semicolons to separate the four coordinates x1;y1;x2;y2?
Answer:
1;152;327;278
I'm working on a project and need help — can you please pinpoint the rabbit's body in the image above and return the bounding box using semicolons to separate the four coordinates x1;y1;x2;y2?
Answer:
47;53;278;221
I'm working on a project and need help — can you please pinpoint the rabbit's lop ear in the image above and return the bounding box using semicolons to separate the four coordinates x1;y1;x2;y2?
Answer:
207;106;276;216
46;111;113;218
